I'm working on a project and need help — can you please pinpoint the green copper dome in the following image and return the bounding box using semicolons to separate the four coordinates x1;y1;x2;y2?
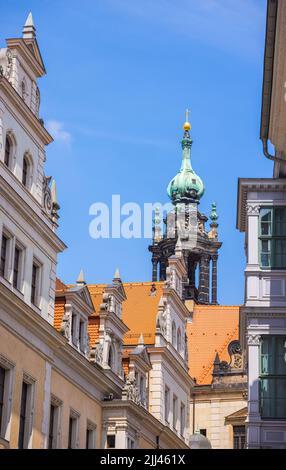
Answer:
167;121;204;205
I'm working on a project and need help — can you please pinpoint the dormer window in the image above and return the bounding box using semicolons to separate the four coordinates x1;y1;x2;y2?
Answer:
108;344;114;369
22;153;33;190
4;135;12;168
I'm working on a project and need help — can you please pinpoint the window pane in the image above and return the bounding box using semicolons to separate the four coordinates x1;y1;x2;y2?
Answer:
261;240;271;267
274;208;286;236
260;378;286;418
275;337;286;375
260;209;272;236
274;240;286;268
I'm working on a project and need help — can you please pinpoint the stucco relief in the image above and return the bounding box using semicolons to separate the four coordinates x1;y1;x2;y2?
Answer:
247;334;261;346
246;203;260;216
122;374;141;405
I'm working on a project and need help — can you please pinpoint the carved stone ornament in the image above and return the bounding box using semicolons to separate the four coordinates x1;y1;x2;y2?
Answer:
228;340;243;369
122;374;141;405
90;342;103;365
5;49;13;81
43;175;53;216
155;298;167;337
100;293;111;312
246;203;260;216
60;313;71;341
247;334;261;346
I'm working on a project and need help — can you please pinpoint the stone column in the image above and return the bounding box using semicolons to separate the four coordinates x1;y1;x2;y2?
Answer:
152;257;158;282
211;254;218;305
247;333;261;449
159;258;167;281
205;255;210;303
198;255;209;303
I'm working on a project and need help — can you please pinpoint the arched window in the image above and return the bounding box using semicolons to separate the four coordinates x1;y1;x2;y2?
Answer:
177;328;182;353
22;153;32;189
172;321;177;347
4;135;11;167
108;344;114;369
22;156;28;186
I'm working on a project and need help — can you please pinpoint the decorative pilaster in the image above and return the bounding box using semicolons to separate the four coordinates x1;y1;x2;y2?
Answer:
211;254;218;305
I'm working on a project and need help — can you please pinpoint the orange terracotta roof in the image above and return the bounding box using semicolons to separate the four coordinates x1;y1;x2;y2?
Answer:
88;315;100;349
88;284;106;315
88;282;164;346
187;305;240;385
56;277;68;293
54;296;65;332
122;282;164;346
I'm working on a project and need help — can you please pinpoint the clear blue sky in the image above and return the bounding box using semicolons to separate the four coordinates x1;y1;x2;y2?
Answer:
2;0;271;304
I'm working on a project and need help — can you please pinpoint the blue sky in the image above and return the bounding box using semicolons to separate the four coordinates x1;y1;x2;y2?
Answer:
2;0;271;304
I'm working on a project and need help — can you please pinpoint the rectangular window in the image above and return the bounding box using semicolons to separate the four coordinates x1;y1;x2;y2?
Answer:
79;320;85;352
259;207;286;268
260;335;286;419
164;386;170;424
180;403;186;437
48;404;56;449
173;395;178;431
31;261;41;306
71;314;78;346
106;434;115;449
68;412;79;449
0;234;8;279
0;368;5;434
12;244;24;290
86;422;96;449
233;426;245;449
18;382;28;449
0;359;14;442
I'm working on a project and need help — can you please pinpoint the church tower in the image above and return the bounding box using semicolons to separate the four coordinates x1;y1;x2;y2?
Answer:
149;112;222;304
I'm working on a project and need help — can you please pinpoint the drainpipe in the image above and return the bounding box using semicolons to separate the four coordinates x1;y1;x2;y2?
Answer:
262;137;285;162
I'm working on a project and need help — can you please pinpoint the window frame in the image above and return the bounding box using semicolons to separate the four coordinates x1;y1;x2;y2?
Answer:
0;355;14;443
86;421;96;449
172;394;178;431
30;258;42;308
48;395;62;449
68;409;80;449
259;206;286;269
164;386;170;424
18;373;35;449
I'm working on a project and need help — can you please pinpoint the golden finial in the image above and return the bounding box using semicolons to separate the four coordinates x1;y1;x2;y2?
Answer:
183;108;191;132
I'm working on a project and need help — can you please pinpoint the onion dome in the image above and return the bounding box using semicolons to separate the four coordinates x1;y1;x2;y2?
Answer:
167;110;205;205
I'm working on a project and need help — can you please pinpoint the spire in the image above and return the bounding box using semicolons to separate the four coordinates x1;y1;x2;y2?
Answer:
77;269;86;285
167;110;205;205
138;333;145;348
113;268;122;285
23;12;36;40
210;202;218;223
